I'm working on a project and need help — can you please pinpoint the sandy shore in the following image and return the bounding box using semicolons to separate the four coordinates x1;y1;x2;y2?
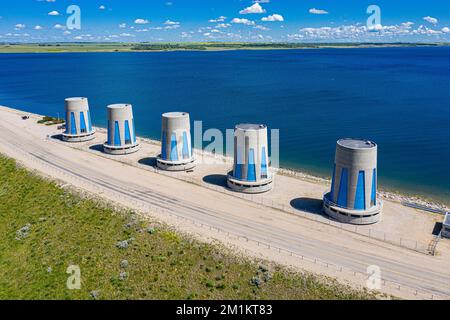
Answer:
277;167;449;213
1;105;450;300
137;130;450;213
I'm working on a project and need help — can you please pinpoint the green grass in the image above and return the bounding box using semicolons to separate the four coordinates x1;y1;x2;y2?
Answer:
0;154;377;300
0;42;446;53
37;116;64;126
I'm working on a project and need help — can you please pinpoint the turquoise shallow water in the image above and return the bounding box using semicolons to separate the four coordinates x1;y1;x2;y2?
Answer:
0;47;449;204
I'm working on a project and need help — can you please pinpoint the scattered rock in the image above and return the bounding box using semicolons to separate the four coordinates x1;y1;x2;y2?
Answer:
116;238;135;249
119;272;128;281
250;277;262;288
125;217;138;229
379;191;449;212
90;290;100;300
47;267;52;273
262;272;272;283
120;260;129;269
116;240;129;249
147;227;156;234
259;264;269;273
16;224;32;240
124;213;139;228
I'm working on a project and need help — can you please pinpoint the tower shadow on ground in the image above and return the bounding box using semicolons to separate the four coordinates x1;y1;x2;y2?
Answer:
50;134;63;141
432;222;443;236
138;157;158;167
89;144;104;152
203;174;228;187
290;198;324;216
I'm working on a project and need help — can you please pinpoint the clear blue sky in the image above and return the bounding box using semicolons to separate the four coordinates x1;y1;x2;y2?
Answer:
1;0;449;42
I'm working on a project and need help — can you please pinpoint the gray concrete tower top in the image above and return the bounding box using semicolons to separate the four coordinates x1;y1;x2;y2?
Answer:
162;112;189;118
65;97;89;111
236;124;267;131
337;138;377;150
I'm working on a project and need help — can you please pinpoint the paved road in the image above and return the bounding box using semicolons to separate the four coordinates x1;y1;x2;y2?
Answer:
0;115;449;299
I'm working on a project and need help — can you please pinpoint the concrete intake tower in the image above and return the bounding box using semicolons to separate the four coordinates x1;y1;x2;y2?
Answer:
157;112;195;171
62;97;95;142
227;124;273;193
323;138;382;224
103;104;140;155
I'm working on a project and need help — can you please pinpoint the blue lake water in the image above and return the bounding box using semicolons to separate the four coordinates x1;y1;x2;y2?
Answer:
0;48;449;204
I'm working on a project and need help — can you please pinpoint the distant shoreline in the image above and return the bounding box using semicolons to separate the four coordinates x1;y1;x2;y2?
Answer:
0;42;449;53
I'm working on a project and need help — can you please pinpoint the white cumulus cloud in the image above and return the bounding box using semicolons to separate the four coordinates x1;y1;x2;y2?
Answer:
309;8;328;14
261;14;284;22
423;16;438;25
231;18;255;26
209;16;227;23
134;19;149;25
216;23;231;29
164;20;180;25
287;22;448;41
239;3;266;15
309;8;329;15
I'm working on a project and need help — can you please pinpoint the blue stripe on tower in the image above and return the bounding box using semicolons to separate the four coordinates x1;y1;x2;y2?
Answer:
70;112;77;135
261;147;268;178
337;168;348;207
114;121;121;146
170;133;178;161
354;171;366;210
132;119;136;143
247;149;257;182
235;148;242;180
235;164;242;180
124;120;131;144
80;112;87;131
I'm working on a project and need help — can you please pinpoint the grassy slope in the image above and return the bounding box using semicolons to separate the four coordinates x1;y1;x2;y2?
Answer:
0;42;445;53
0;155;376;300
